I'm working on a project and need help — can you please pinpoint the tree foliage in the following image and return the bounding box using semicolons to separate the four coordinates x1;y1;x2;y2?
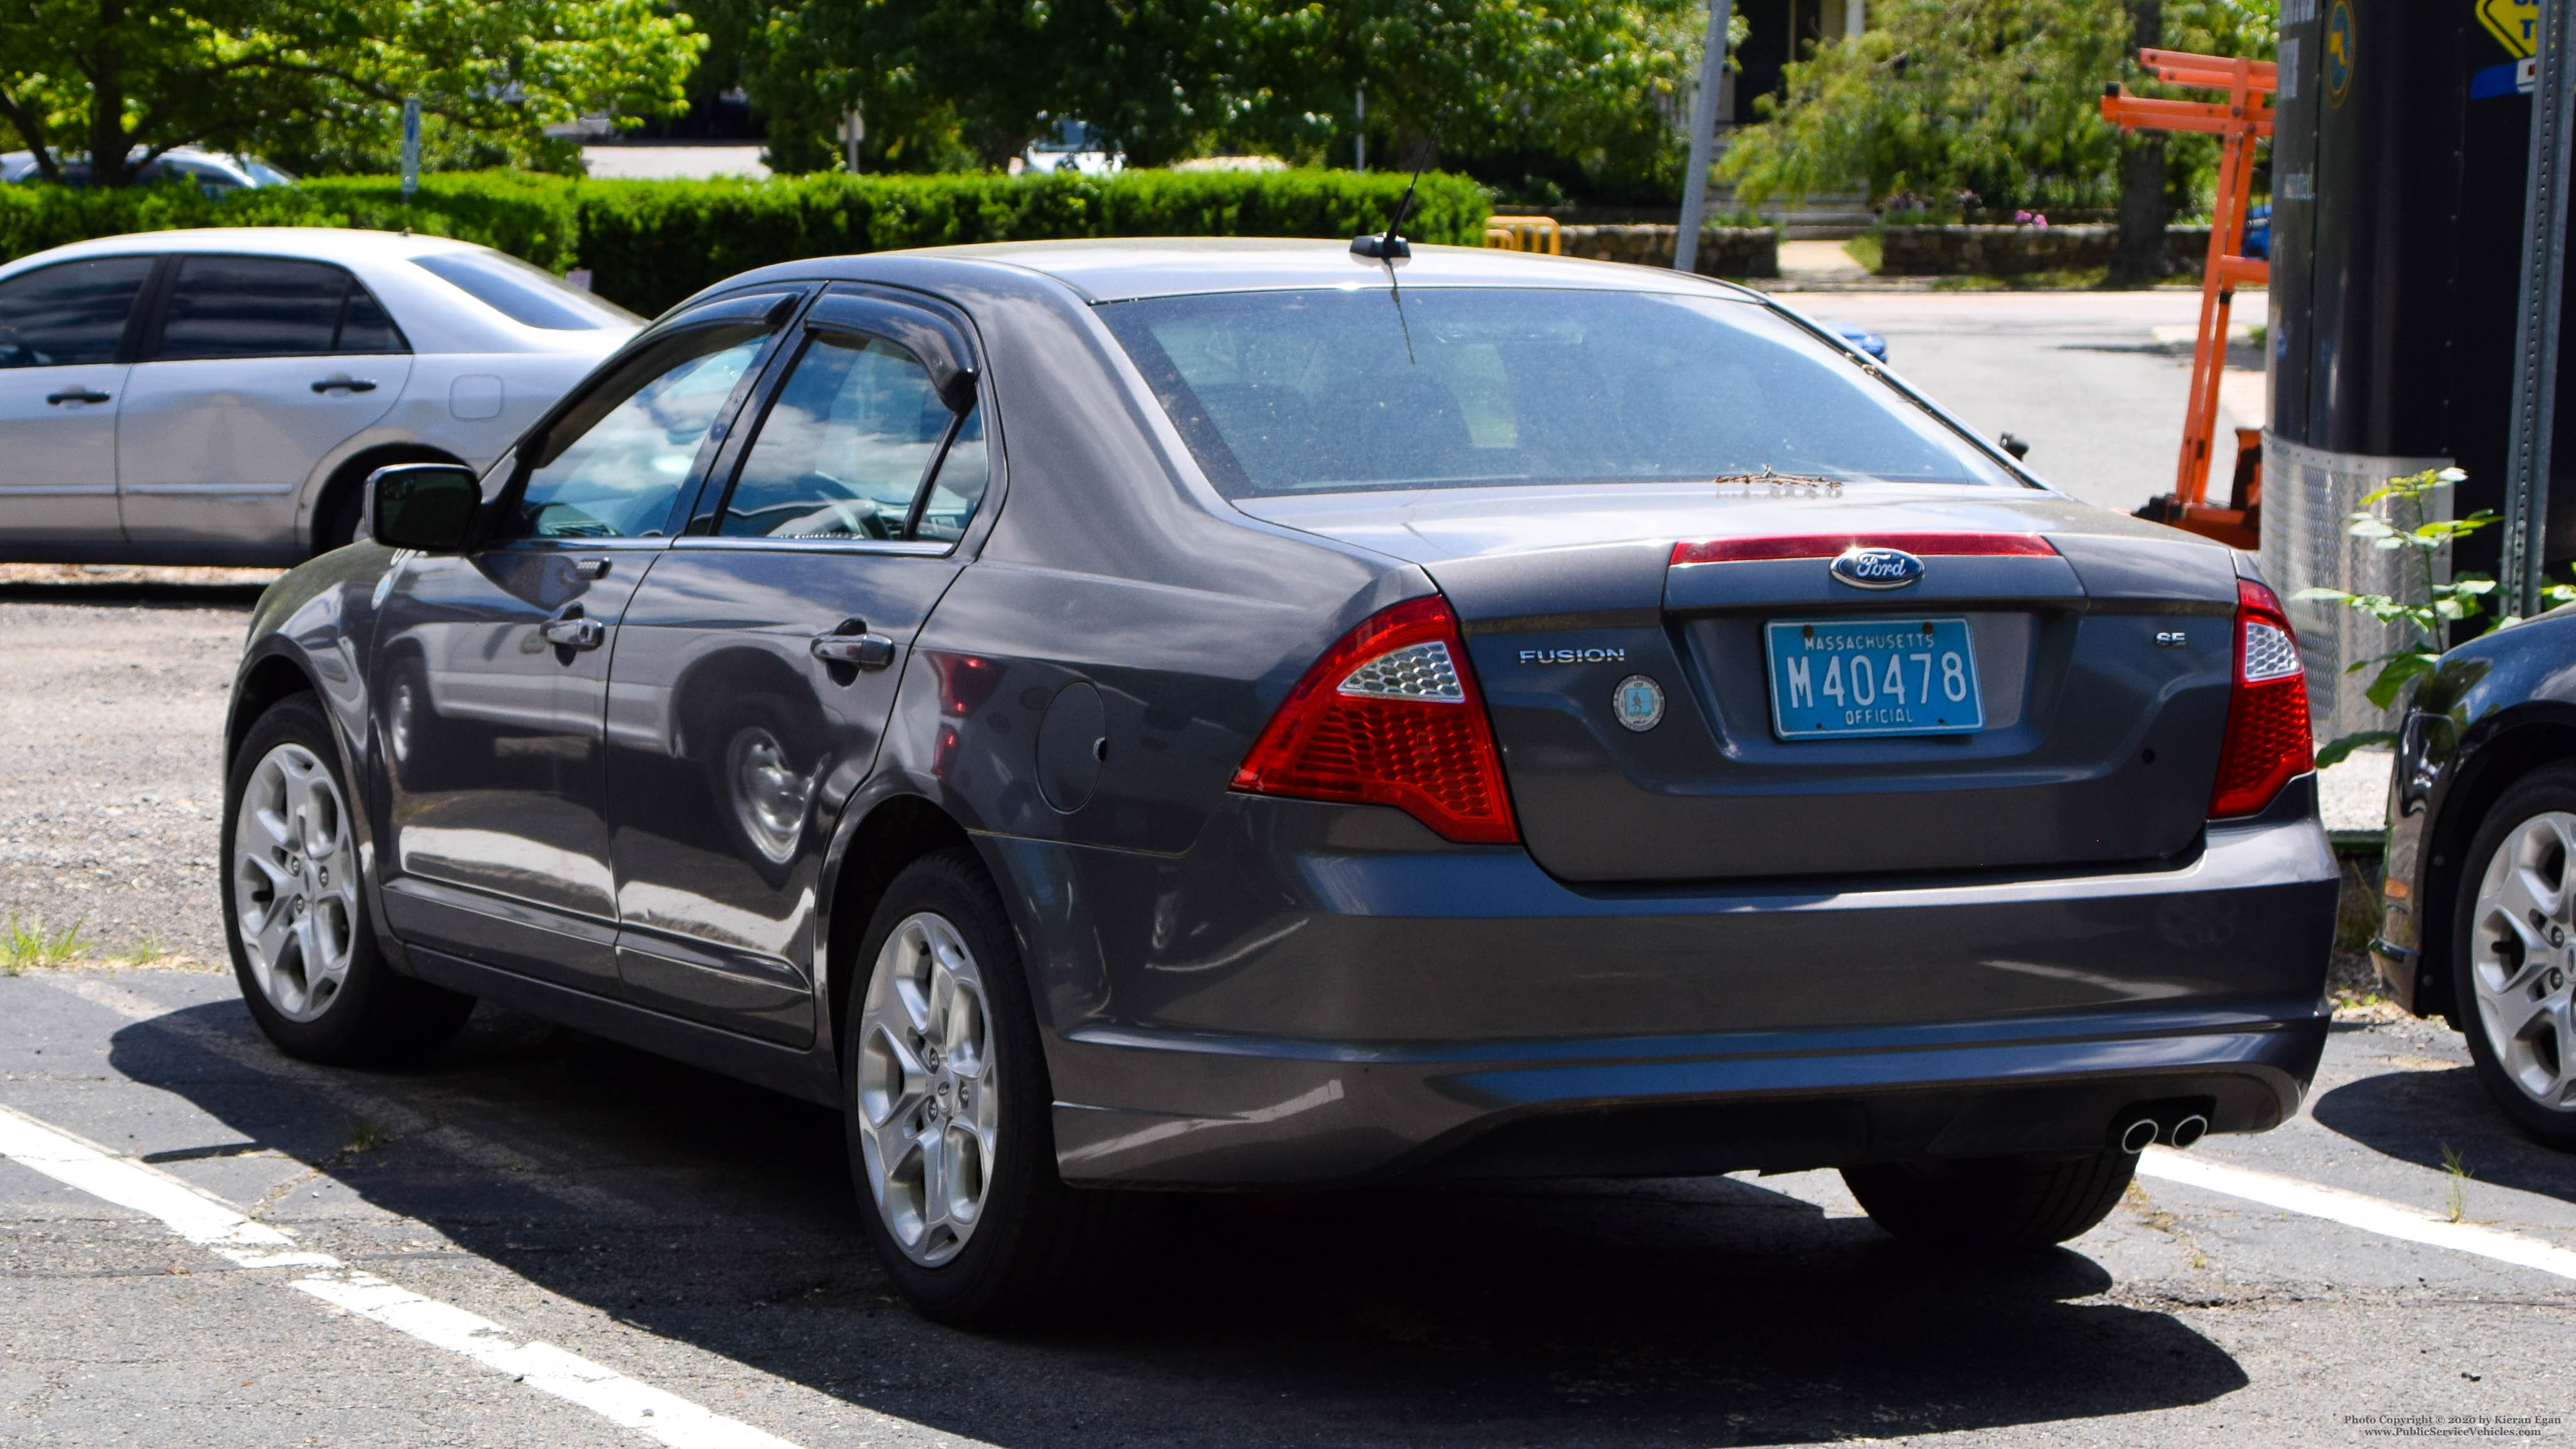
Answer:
0;0;701;185
701;0;1702;200
1716;0;2275;214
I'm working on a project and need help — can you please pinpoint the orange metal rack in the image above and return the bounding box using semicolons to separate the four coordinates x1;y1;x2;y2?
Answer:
2102;48;2276;549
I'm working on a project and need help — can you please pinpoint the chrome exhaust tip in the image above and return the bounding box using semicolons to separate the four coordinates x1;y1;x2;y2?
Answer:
2118;1118;2159;1154
2167;1114;2209;1149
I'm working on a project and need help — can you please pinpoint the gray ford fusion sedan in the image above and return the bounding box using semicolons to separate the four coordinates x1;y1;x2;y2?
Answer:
222;237;2339;1323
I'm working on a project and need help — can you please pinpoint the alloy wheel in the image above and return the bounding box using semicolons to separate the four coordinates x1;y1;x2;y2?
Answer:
2469;809;2576;1111
854;911;998;1266
231;742;362;1023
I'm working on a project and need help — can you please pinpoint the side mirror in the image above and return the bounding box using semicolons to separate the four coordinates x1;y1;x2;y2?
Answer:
368;463;481;552
1999;433;2031;461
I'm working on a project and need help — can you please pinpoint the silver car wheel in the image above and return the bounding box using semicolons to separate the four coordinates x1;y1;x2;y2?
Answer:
2469;809;2576;1111
855;911;998;1267
231;742;362;1023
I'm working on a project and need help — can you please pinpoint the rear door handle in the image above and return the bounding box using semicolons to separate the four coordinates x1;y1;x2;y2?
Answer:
46;387;110;406
311;377;378;394
541;606;605;650
811;624;895;669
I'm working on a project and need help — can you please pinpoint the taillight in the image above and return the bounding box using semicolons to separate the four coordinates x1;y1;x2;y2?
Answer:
2209;578;2314;818
1232;595;1518;844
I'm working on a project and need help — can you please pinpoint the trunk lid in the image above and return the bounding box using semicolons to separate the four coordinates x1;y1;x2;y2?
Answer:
1236;482;2246;883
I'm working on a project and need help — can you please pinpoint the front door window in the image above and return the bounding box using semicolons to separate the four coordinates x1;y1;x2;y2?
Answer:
512;337;767;539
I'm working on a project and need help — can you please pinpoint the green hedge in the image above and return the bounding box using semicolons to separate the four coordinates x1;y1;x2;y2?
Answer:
0;174;581;274
0;169;1487;316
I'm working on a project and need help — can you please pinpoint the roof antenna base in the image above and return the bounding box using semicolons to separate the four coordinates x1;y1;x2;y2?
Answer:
1350;234;1411;259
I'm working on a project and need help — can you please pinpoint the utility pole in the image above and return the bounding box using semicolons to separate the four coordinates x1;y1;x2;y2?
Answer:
2506;0;2576;615
1355;87;1367;173
1674;0;1733;273
400;98;420;203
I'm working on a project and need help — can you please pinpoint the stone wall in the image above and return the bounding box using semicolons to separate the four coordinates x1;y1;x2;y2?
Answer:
1555;225;1779;279
1872;224;2218;276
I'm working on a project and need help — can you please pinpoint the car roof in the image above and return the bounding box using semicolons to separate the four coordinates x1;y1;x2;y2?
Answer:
777;237;1769;306
3;228;495;268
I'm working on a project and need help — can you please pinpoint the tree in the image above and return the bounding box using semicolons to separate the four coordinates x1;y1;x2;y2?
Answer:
710;0;1700;200
0;0;701;185
1716;0;2273;219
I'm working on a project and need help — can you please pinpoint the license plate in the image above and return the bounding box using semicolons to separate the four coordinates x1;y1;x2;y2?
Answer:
1765;617;1984;739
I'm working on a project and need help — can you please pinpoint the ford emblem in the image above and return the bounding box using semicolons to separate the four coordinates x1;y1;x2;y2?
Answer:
1830;546;1924;590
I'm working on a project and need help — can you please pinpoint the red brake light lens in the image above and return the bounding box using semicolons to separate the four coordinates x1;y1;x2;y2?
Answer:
1671;532;2057;566
2209;578;2314;819
1232;595;1519;844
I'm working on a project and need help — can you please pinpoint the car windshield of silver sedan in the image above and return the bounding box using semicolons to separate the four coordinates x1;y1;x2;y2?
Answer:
1100;287;2017;496
410;250;642;331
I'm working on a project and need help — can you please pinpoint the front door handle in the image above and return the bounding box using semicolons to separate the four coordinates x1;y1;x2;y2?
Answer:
541;606;605;651
46;387;110;406
811;624;895;669
311;377;378;394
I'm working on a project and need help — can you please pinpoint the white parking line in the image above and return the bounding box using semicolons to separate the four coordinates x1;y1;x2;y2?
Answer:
0;1102;807;1449
2137;1146;2576;1283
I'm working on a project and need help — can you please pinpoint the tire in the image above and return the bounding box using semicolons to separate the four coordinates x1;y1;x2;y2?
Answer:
842;846;1123;1327
316;480;367;554
223;693;473;1066
2452;764;2576;1148
1841;1149;2139;1251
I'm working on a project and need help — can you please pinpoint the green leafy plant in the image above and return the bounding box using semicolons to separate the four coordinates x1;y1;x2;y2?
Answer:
3;915;92;975
2440;1141;2472;1223
2293;467;2576;767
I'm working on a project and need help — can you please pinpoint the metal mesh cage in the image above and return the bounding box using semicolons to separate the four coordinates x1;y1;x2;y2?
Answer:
2258;434;2450;743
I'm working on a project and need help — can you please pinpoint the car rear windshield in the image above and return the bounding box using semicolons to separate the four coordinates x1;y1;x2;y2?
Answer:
1098;287;2018;496
411;250;641;331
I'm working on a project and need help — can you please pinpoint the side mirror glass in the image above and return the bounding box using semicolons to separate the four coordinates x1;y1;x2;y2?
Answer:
368;463;481;552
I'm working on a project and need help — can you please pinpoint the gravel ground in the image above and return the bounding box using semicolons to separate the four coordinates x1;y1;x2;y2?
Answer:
0;568;273;967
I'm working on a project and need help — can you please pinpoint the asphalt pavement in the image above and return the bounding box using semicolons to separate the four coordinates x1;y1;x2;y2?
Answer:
4;293;2574;1448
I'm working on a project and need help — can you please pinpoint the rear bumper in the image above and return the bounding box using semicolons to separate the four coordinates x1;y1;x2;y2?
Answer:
994;788;2339;1186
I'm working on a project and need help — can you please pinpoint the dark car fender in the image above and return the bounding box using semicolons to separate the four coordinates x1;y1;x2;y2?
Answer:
2381;610;2576;1018
225;543;416;977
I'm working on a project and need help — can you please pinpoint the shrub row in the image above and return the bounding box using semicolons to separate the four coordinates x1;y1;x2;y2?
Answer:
0;169;1488;316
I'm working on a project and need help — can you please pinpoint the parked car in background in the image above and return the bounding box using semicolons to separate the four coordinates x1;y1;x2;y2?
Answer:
2375;610;2576;1148
3;147;298;195
223;239;2336;1327
0;228;639;564
1826;320;1888;362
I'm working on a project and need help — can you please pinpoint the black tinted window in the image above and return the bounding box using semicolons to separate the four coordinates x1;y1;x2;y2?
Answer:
0;257;154;368
157;256;350;360
335;286;407;354
411;250;640;331
1101;288;2017;495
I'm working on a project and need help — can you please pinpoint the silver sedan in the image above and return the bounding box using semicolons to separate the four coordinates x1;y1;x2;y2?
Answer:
0;227;638;564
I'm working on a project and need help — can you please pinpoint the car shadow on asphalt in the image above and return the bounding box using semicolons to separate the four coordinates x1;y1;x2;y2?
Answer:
110;999;2252;1446
2310;1067;2576;1206
0;581;269;607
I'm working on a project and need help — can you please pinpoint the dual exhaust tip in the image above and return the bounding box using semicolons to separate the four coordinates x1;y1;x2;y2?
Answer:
2116;1109;2209;1154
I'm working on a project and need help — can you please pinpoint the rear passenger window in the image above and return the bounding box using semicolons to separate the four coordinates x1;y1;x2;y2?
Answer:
719;331;983;542
154;256;407;360
0;257;155;367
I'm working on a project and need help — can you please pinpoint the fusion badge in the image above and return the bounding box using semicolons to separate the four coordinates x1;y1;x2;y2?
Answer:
1830;546;1926;590
1611;674;1666;733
